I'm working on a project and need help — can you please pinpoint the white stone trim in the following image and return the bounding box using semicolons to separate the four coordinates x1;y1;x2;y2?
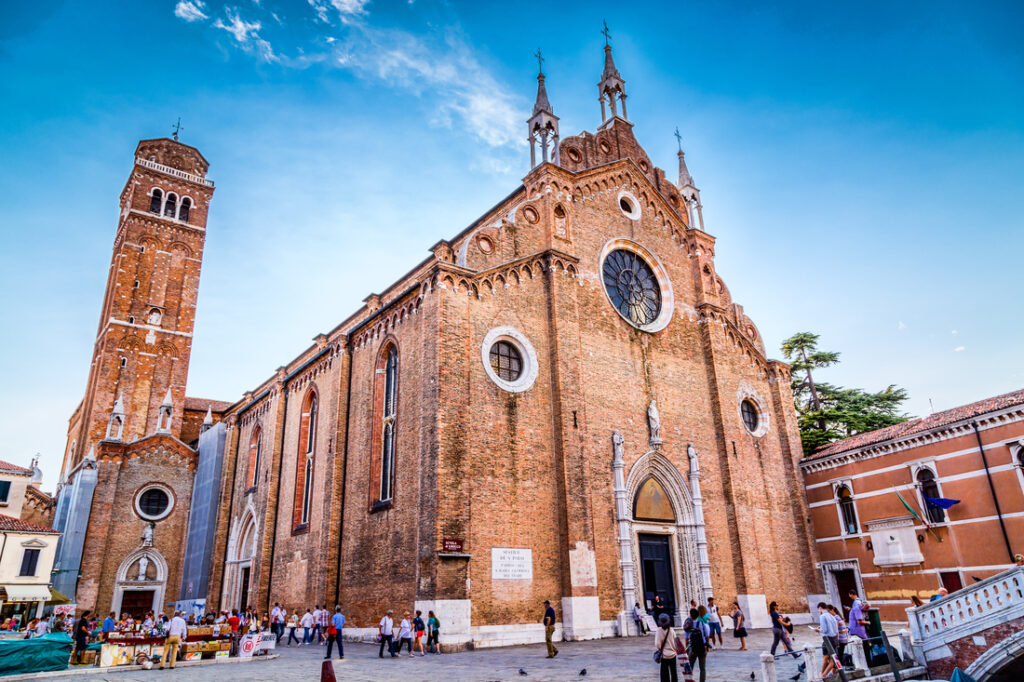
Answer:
616;190;642;220
830;478;860;536
480;326;539;393
736;382;770;437
598;238;674;333
818;559;865;609
111;547;168;616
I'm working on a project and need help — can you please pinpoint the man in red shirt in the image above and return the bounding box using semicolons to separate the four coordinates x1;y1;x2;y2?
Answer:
227;609;241;656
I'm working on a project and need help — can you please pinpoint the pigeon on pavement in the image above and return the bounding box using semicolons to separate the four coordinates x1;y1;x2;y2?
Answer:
579;669;587;676
519;669;528;676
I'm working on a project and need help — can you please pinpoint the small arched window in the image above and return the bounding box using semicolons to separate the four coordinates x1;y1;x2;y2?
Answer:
179;197;191;222
248;427;262;489
836;485;858;535
164;193;177;217
917;468;945;523
293;389;318;530
149;189;163;214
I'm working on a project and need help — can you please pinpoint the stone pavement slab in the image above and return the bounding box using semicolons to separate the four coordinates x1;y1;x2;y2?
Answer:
34;629;815;681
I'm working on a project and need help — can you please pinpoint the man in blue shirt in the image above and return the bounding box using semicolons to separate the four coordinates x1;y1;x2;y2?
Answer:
324;605;345;660
542;600;558;658
814;602;839;678
102;612;116;641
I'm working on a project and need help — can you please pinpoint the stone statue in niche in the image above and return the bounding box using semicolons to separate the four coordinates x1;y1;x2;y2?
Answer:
136;555;150;581
147;308;162;326
612;430;624;464
142;522;155;547
648;401;662;446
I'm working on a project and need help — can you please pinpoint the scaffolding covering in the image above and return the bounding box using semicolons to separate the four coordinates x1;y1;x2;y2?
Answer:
179;422;226;601
50;463;98;601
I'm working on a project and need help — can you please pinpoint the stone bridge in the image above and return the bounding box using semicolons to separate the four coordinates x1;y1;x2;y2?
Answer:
906;565;1024;681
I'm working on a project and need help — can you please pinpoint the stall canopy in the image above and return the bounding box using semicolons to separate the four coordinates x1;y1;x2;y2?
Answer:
3;585;51;602
0;633;73;675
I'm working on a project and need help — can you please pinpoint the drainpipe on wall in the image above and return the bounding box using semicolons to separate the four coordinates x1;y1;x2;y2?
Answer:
971;421;1014;563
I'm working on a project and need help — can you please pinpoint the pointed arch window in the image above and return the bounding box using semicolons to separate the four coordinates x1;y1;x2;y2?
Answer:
179;197;191;222
149;189;163;214
164;193;177;217
371;344;399;508
247;427;262;489
836;485;858;535
293;389;318;531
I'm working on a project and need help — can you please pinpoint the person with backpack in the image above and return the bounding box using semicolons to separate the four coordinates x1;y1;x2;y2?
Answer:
426;610;441;654
684;607;710;682
653;613;677;682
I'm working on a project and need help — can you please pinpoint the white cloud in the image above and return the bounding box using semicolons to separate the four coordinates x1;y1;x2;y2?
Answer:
954;346;965;352
951;329;958;334
897;321;906;330
331;0;370;17
213;9;278;62
174;0;208;22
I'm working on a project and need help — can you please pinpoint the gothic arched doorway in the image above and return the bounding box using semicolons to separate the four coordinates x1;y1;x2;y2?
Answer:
111;549;168;618
634;477;678;620
225;511;258;611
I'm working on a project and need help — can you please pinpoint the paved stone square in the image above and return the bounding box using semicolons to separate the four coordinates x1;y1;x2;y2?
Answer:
41;629;815;681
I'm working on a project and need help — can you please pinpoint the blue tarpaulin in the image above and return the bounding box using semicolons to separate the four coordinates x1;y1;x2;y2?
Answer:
0;633;73;676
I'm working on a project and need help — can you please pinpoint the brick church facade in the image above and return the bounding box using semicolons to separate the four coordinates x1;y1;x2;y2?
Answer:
54;40;819;644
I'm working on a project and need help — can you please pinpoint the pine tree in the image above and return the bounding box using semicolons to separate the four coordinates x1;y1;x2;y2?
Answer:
781;332;911;456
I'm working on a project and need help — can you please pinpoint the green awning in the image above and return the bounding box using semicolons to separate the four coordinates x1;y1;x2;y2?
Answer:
45;588;70;606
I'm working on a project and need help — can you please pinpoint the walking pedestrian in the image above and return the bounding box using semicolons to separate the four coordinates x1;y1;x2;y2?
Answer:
684;608;710;682
270;602;284;642
706;598;723;647
396;611;414;656
427;610;441;654
413;610;426;656
769;602;798;659
829;604;849;663
160;611;187;670
324;606;345;660
729;602;748;651
654;613;677;682
633;601;649;635
813;602;839;678
378;609;396;658
542;599;558;658
316;605;329;644
286;612;301;646
74;610;91;664
300;608;314;644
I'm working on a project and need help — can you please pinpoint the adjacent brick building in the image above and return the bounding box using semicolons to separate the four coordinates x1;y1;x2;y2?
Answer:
800;388;1024;622
54;40;821;642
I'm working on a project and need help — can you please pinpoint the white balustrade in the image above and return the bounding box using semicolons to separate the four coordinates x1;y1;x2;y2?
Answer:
909;566;1024;642
136;157;214;187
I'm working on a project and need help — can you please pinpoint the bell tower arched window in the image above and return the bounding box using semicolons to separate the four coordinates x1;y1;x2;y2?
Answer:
293;389;317;531
164;193;177;217
371;343;398;507
179;197;191;222
149;189;163;214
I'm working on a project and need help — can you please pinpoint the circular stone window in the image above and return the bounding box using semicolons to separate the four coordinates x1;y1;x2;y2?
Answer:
566;147;582;163
134;484;174;521
477;235;494;254
481;327;538;393
740;400;760;433
599;239;674;333
617;191;641;220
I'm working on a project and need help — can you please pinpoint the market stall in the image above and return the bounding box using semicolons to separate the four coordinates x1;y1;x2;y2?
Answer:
98;624;231;667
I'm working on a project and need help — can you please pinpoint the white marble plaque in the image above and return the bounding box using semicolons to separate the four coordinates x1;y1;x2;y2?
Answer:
491;547;533;580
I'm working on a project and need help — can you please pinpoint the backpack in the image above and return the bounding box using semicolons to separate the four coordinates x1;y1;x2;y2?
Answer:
688;621;706;655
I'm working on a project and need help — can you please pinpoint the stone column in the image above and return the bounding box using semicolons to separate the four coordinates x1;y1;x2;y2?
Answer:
804;643;823;682
760;652;778;682
687;444;713;603
849;635;868;671
898;629;914;664
611;431;636;635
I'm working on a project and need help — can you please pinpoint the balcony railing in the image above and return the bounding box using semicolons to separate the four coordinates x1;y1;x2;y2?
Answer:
136;158;214;187
907;565;1024;643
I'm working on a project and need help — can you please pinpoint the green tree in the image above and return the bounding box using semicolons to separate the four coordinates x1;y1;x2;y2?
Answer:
781;332;911;456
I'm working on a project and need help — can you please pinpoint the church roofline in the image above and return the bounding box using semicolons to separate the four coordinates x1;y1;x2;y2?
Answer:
135;137;210;167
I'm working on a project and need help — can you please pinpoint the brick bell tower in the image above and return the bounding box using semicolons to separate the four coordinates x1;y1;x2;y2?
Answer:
61;136;214;476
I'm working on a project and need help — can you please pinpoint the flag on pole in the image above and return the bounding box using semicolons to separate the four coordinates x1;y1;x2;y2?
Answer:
895;488;924;523
924;496;960;510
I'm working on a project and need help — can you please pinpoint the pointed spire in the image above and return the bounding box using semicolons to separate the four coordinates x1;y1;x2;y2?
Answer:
157;388;173;433
597;23;627;126
106;393;126;441
161;388;173;407
112;393;126;416
527;49;560;169
674;128;703;231
85;445;96;461
203;405;213;425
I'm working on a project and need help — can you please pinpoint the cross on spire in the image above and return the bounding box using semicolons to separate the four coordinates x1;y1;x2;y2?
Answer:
675;127;683;152
534;48;544;75
172;117;183;141
602;19;611;46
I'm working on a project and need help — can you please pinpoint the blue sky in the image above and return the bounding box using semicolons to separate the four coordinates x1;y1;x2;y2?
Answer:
2;1;1022;488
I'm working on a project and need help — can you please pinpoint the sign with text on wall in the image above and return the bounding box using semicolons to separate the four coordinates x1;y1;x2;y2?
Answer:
491;548;533;580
